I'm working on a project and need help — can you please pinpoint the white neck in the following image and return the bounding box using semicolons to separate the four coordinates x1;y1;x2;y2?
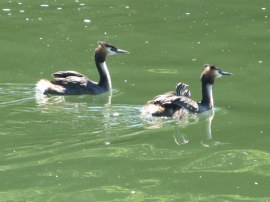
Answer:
206;84;214;108
100;62;112;90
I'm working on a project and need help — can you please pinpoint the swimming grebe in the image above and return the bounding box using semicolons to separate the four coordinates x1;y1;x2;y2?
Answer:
36;41;128;95
143;82;191;117
143;64;232;117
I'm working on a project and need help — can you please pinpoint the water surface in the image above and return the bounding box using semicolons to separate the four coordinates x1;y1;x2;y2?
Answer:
1;0;270;201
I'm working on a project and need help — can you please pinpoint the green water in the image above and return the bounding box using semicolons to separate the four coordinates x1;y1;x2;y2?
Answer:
1;0;270;201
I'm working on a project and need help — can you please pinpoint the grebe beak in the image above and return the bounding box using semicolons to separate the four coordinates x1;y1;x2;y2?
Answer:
219;70;233;76
116;49;129;54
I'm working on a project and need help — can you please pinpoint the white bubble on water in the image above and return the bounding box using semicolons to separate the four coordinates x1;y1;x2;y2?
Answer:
40;4;49;8
112;112;120;117
83;19;91;23
3;8;11;12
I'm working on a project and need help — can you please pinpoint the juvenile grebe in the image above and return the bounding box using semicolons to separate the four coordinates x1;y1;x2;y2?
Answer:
143;64;232;117
36;41;128;95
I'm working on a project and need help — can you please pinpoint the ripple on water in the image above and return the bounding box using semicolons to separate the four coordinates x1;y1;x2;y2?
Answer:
147;68;178;74
0;83;35;108
179;149;270;175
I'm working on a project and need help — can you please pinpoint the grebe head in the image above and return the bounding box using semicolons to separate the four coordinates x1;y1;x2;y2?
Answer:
201;64;232;84
96;41;129;56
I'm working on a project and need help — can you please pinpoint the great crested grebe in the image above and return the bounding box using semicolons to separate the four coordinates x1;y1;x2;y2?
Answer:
36;41;128;95
143;64;232;117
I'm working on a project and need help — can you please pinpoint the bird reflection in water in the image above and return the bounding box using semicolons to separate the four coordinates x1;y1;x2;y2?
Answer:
173;109;229;147
143;107;229;147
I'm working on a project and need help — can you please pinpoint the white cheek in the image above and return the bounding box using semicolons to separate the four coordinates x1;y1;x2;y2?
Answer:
214;70;222;78
107;48;117;55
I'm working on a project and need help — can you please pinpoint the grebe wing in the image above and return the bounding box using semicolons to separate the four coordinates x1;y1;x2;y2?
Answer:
151;91;176;104
164;96;199;113
52;71;86;78
51;76;88;88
